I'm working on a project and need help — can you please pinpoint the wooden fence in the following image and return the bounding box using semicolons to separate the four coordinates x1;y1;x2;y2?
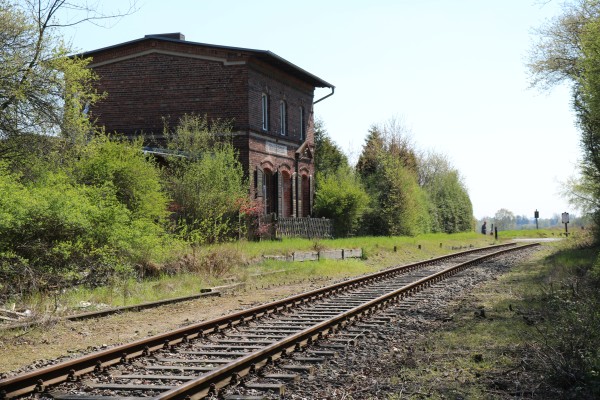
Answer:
276;217;333;239
247;215;333;240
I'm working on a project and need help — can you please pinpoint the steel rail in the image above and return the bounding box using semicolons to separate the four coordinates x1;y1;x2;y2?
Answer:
154;242;540;400
0;242;527;399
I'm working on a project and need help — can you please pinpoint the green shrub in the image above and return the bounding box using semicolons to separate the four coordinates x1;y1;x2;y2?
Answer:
165;115;247;244
314;167;369;237
72;135;168;219
0;141;172;301
527;242;600;397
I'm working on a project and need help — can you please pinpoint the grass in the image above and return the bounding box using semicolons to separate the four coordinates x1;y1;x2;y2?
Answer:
217;231;493;259
12;273;211;314
382;233;599;399
4;232;497;316
498;227;584;239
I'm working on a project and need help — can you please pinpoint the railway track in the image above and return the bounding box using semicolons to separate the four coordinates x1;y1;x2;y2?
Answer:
0;242;538;400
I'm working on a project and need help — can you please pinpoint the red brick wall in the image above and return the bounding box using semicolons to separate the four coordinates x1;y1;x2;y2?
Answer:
87;37;319;216
90;51;248;135
247;67;314;143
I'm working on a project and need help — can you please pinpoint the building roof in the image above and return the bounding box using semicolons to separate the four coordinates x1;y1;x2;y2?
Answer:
80;33;334;89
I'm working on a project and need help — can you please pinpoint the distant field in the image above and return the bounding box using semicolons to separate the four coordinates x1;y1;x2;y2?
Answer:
498;227;581;239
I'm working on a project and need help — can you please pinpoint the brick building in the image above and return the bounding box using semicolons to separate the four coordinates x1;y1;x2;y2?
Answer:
82;33;334;218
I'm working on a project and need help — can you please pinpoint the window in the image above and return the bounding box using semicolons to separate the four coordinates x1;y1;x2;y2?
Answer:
261;93;269;131
299;106;305;141
279;100;287;136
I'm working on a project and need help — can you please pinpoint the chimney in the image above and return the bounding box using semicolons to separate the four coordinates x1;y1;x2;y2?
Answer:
145;33;185;41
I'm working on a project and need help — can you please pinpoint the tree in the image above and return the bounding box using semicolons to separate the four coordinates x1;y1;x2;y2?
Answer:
529;0;600;233
418;151;473;233
516;215;531;227
377;116;418;173
561;174;600;214
356;121;430;236
527;1;594;89
0;0;135;148
378;155;431;236
356;126;385;181
494;208;516;230
314;119;349;181
312;120;366;236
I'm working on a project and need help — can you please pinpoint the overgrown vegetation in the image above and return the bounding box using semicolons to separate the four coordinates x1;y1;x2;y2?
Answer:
314;119;474;237
3;232;493;317
526;239;600;396
529;0;600;237
383;236;600;399
0;136;174;301
163;115;247;244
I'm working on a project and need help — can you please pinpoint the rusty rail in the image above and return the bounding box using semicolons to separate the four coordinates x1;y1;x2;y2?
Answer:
154;242;539;399
0;242;535;399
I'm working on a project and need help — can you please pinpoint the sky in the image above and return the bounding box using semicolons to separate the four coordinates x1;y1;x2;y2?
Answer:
62;0;580;220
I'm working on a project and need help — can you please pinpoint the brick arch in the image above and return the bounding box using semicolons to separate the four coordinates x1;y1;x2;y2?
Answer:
299;166;310;175
260;159;275;170
278;163;292;174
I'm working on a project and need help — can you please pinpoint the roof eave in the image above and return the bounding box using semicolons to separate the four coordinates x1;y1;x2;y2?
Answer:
75;35;334;89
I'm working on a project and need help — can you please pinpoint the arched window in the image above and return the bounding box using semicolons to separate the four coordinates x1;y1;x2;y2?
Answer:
279;100;287;136
261;93;269;131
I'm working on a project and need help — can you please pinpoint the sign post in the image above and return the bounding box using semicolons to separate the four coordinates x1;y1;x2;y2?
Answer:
562;212;569;236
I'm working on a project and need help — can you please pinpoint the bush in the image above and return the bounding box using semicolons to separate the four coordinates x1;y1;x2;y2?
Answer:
314;167;369;237
526;243;600;397
0;136;173;301
165;115;247;244
72;135;168;219
372;156;431;236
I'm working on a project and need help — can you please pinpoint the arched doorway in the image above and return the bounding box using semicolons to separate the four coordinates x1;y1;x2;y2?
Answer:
281;170;292;217
302;174;310;217
263;168;278;215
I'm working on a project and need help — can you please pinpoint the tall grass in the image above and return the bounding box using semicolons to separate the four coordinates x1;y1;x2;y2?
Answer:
217;231;491;258
4;232;498;315
382;232;600;398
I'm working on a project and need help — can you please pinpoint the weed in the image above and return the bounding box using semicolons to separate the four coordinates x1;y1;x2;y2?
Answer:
196;247;246;278
312;240;324;252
